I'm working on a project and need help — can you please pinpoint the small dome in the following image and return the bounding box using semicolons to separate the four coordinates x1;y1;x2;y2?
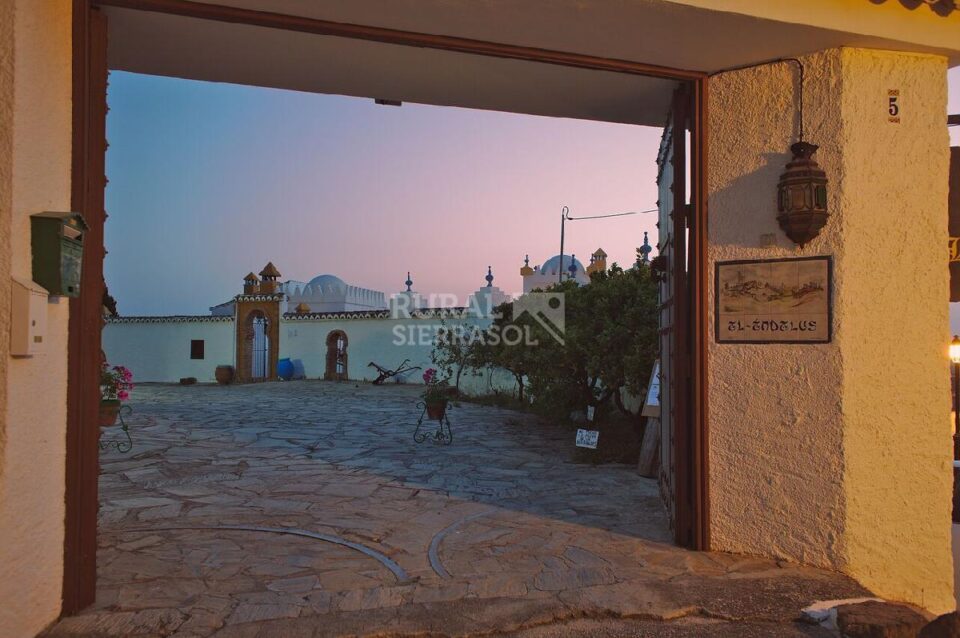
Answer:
307;274;347;293
540;254;585;275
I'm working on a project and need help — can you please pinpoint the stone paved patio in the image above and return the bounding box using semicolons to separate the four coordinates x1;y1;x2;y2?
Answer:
46;381;867;637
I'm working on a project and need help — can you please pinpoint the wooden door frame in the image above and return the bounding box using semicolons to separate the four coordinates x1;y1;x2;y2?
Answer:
65;0;710;613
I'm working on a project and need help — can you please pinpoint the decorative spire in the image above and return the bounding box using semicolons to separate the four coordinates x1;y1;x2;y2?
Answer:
520;255;534;277
485;266;494;288
243;271;261;294
405;271;413;292
639;231;653;264
259;262;281;280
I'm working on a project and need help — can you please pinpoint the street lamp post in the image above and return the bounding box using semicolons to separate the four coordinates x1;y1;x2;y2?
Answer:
557;205;658;285
951;336;960;460
558;206;569;285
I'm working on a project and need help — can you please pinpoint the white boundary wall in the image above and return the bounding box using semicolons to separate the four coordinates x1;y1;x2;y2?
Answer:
103;312;518;396
103;317;235;383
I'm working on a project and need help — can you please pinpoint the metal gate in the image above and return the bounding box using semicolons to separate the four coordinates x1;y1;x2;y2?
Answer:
251;316;269;380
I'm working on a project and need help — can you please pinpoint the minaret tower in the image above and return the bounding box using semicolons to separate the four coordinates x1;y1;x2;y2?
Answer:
586;248;608;276
567;254;578;281
520;255;533;277
638;232;653;265
471;266;507;316
390;270;422;317
243;272;260;294
259;262;281;293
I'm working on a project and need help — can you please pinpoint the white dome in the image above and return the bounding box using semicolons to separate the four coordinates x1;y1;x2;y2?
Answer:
540;255;585;275
307;274;347;293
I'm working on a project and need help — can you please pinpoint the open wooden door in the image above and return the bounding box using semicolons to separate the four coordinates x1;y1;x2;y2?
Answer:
64;0;108;614
656;85;698;548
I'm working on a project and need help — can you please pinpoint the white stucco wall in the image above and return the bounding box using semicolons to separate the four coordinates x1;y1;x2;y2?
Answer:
102;318;235;383
281;314;517;395
0;1;73;636
707;48;953;612
101;313;518;395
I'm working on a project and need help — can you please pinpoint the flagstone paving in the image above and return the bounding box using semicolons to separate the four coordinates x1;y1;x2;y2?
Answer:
45;381;866;637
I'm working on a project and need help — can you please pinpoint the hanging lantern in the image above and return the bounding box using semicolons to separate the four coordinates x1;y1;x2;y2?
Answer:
777;141;829;247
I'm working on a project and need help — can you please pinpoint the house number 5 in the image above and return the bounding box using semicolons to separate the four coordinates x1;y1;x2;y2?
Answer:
888;90;900;123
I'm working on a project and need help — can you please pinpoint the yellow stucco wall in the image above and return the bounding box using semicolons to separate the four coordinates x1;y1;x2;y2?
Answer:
707;47;954;613
838;48;953;613
669;0;960;60
0;1;73;636
707;49;848;569
0;0;13;486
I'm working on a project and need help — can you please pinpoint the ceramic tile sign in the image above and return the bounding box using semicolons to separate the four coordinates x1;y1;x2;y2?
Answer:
715;256;832;344
576;429;599;449
888;89;900;124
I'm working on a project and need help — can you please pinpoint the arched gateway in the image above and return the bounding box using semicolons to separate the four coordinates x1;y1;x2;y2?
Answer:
234;263;283;383
324;330;348;381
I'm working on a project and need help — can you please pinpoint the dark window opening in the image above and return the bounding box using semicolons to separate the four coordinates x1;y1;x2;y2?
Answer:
190;339;205;360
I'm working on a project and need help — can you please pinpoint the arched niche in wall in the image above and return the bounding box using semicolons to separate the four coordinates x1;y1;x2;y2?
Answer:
324;329;348;381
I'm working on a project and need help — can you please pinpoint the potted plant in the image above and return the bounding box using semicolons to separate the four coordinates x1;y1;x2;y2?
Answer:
100;363;134;427
421;368;452;420
215;364;235;385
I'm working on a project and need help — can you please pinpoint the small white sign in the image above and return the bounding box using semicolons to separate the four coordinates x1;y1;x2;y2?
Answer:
576;429;599;449
586;406;595;421
642;360;661;418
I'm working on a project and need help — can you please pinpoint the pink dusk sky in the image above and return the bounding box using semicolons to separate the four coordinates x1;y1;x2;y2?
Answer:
105;68;960;317
104;72;661;315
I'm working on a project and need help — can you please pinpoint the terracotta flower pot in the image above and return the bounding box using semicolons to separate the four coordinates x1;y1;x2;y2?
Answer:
215;365;235;385
425;400;448;421
99;399;121;427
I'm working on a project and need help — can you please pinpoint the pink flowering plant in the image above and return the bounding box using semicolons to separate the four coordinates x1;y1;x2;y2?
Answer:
101;363;134;402
421;368;451;404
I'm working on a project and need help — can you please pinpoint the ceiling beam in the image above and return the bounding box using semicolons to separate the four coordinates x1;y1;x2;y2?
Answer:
93;0;706;81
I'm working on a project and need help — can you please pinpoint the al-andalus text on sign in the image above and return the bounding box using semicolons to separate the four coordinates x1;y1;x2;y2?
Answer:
715;256;832;344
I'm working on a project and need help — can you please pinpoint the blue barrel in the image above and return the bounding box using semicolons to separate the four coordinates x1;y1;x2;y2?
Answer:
277;358;294;381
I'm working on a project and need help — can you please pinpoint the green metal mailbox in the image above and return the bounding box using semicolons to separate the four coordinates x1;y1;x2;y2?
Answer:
30;211;88;297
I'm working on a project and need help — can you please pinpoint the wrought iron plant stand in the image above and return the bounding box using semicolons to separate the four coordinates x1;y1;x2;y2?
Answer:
413;401;453;446
100;404;133;453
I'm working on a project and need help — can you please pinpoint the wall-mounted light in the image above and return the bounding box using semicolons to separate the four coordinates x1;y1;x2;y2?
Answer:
951;336;960;460
777;141;829;248
774;59;830;248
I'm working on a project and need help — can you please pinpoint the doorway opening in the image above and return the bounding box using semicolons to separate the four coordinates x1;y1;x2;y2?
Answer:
245;311;270;381
324;330;348;381
65;0;708;620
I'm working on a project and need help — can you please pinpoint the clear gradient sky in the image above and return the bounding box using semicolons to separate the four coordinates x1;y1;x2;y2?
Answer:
104;72;662;315
105;67;960;317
